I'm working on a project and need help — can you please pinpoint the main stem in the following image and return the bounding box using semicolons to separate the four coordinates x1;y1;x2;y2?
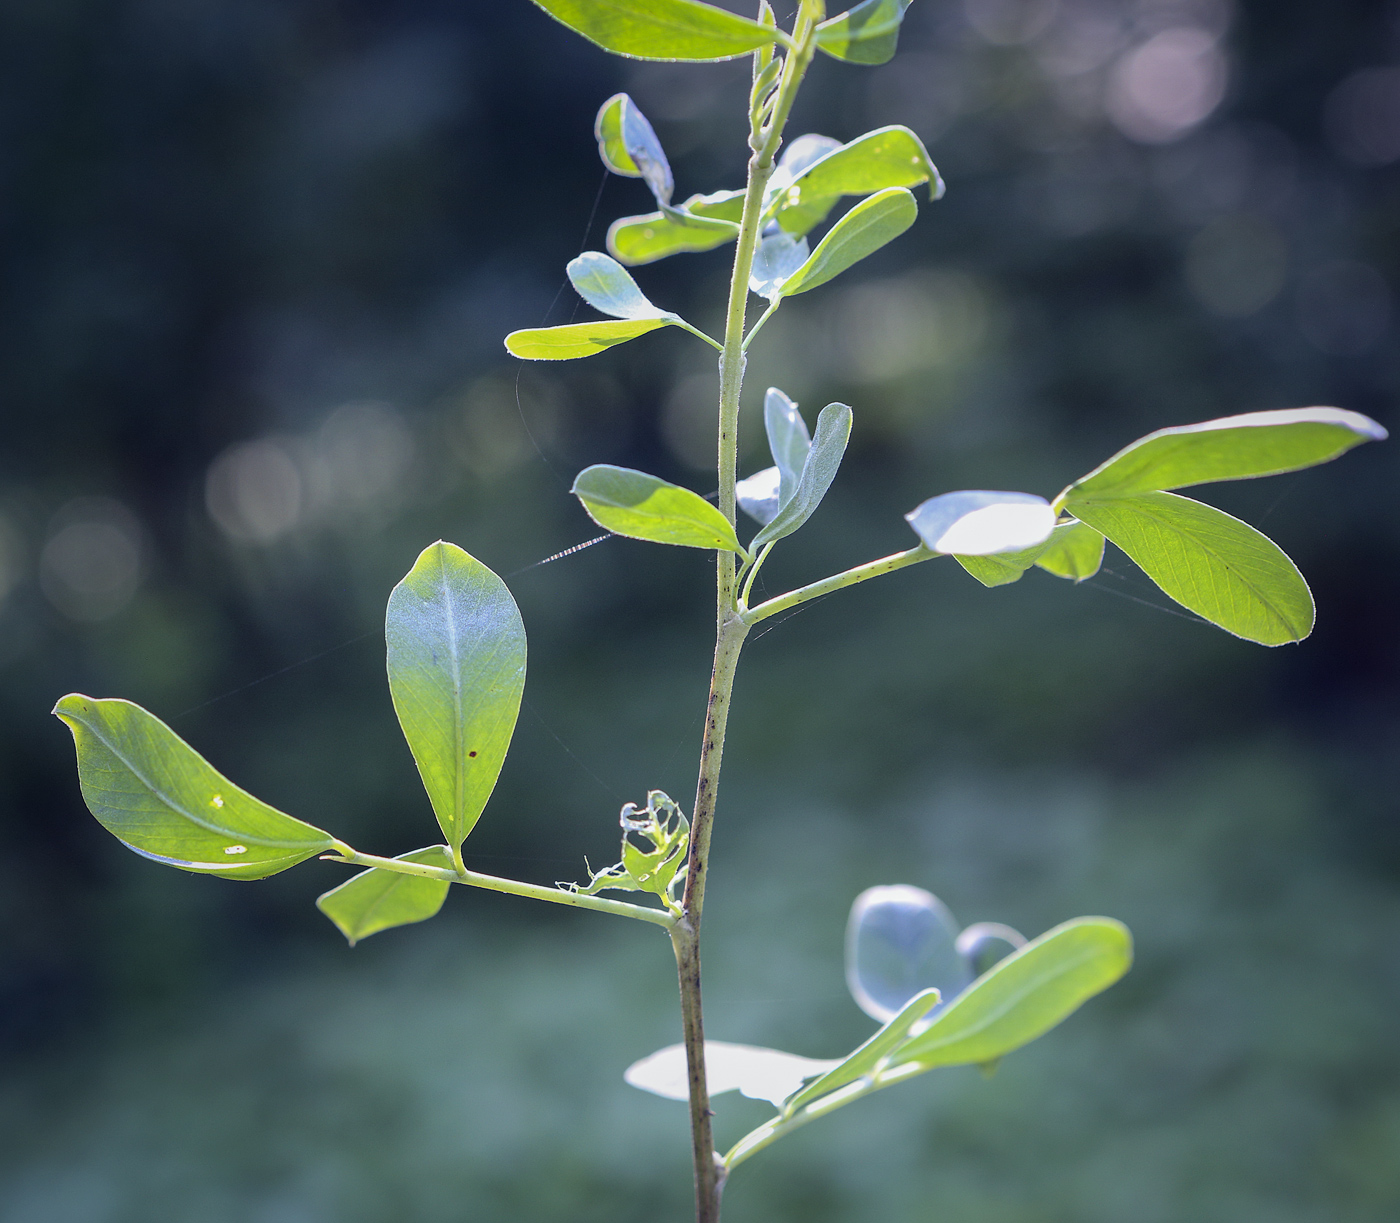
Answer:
674;11;819;1221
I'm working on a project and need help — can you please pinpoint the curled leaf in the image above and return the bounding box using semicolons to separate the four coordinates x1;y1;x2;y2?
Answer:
752;402;853;547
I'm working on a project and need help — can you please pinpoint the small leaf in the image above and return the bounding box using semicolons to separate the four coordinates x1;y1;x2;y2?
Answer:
816;0;912;66
594;93;641;176
53;695;334;880
1063;406;1387;502
954;543;1046;588
505;317;670;360
573;465;746;554
625;1042;840;1109
893;917;1132;1069
765;386;811;505
779;187;918;297
316;846;453;945
386;542;527;851
749;231;809;299
607;208;741;265
685;188;747;222
567;251;671;320
619;95;673;205
752;403;853;547
530;0;780;62
737;466;782;526
1034;519;1105;582
1069;492;1314;645
905;491;1056;555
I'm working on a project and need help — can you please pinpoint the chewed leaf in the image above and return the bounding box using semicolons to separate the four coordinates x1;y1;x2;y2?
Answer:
816;0;912;66
573;465;746;554
567;251;671;320
529;0;780;63
505;317;670;360
752;403;853;547
608;208;741;265
905;491;1056;556
1069;492;1314;645
1034;519;1105;582
625;1042;840;1109
1063;406;1387;502
316;846;453;945
54;695;334;880
779;187;917;296
386;543;527;851
737;466;782;526
765;386;811;505
749;231;809;299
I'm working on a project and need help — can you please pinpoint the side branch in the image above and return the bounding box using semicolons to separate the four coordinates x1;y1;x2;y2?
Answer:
741;545;937;625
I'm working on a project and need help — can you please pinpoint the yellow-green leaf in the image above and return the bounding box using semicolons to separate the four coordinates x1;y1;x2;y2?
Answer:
572;465;746;554
316;846;454;945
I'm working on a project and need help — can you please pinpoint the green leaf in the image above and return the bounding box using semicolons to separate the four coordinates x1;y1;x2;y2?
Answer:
770;125;943;237
592;93;673;204
954;543;1045;588
530;0;780;62
386;542;527;851
573;465;746;554
752;403;853;547
766;386;811;505
607;207;741;265
1035;519;1105;582
816;0;912;66
316;846;453;945
685;188;747;223
1068;492;1314;645
749;231;809;299
893;917;1132;1069
779;187;918;297
780;987;942;1116
1063;407;1387;502
53;694;334;880
567;251;672;320
905;490;1056;555
505;317;670;360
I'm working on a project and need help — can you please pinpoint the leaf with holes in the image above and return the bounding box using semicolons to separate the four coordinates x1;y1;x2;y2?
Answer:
317;846;454;945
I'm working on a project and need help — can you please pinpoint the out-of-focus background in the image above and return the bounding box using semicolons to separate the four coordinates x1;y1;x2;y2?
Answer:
1;0;1398;1219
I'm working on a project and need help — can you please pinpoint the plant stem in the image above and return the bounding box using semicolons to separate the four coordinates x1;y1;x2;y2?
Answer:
323;844;676;929
742;544;937;625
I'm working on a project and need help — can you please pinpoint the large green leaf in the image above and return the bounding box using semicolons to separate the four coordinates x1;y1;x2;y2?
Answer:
505;317;670;360
53;695;334;880
1063;407;1386;502
567;251;672;320
529;0;780;62
316;846;454;945
779;187;917;296
607;206;741;265
573;465;746;554
386;543;526;850
816;0;912;66
592;93;672;204
1070;492;1314;645
752;403;853;547
893;917;1132;1068
906;490;1057;555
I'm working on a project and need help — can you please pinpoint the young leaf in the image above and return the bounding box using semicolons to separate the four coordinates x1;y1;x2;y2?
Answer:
593;94;674;204
765;386;811;504
905;490;1057;556
1034;519;1105;582
53;694;334;880
529;0;781;62
749;231;809;299
505;317;670;360
1063;406;1387;502
954;542;1046;588
567;251;672;320
816;0;912;66
607;208;741;265
893;917;1133;1069
594;93;641;176
386;542;527;851
1069;492;1314;645
573;465;746;554
736;466;782;525
779;187;918;297
752;402;853;547
316;846;454;946
625;1042;840;1109
685;188;747;222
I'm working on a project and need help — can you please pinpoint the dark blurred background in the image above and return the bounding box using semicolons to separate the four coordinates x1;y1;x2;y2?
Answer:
2;0;1398;1220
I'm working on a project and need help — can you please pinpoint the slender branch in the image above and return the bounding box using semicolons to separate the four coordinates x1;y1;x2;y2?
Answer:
742;544;937;625
323;844;676;929
741;298;781;351
739;541;775;609
675;318;725;352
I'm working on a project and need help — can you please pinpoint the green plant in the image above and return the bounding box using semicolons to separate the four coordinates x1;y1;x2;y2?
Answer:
53;2;1385;1220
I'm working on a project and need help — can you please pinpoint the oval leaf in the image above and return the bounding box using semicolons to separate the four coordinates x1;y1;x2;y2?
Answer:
779;187;917;297
567;251;669;320
625;1041;840;1109
905;491;1057;556
316;846;453;945
1064;407;1387;502
530;0;780;62
505;317;669;360
737;465;782;525
1034;518;1105;582
595;94;674;204
573;465;746;554
765;386;811;504
607;207;741;265
386;543;527;851
816;0;912;66
894;917;1133;1068
594;92;641;176
752;402;853;547
1068;492;1314;645
53;694;334;880
749;231;809;299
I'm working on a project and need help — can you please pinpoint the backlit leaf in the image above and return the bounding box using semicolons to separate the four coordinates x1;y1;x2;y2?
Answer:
749;231;809;299
752;402;853;547
592;93;673;204
567;251;671;320
1034;519;1105;582
316;846;453;945
607;207;741;265
905;490;1056;556
54;694;334;880
529;0;780;62
625;1042;840;1109
573;465;746;554
765;386;811;504
386;542;526;851
737;467;781;526
816;0;912;66
779;187;918;296
505;317;670;360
